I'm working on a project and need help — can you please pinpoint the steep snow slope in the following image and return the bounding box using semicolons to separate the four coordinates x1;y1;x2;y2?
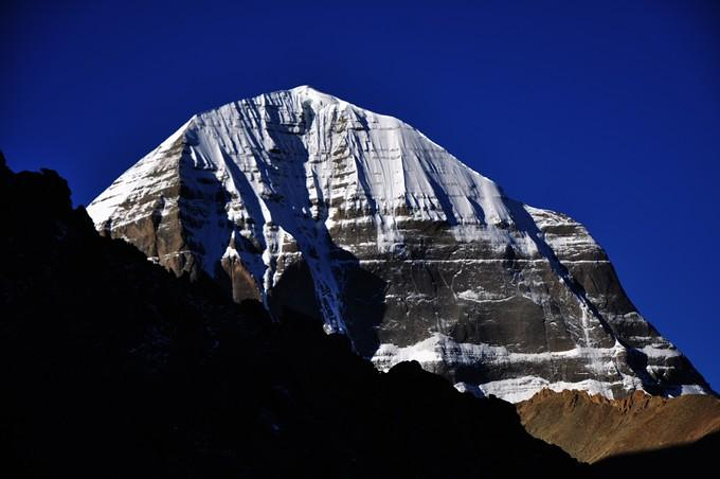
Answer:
88;86;710;402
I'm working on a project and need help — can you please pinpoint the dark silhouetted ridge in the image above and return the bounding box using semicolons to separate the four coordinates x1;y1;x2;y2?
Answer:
1;155;586;478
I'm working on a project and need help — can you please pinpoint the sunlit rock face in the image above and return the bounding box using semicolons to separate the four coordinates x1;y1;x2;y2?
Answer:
88;86;710;402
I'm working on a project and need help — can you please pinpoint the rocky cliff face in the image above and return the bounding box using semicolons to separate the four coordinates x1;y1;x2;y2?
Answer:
87;86;710;402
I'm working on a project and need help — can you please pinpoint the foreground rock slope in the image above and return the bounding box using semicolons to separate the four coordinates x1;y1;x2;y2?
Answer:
517;388;720;463
1;155;586;477
87;86;710;401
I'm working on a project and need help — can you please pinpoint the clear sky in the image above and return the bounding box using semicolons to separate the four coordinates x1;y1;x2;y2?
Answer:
2;0;718;390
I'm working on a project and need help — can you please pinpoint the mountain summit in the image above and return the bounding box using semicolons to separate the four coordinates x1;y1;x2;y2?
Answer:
88;86;710;402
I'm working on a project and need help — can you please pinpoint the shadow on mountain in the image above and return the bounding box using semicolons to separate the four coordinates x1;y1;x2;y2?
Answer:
260;104;387;358
269;248;387;359
0;153;587;478
167;114;389;358
592;431;720;475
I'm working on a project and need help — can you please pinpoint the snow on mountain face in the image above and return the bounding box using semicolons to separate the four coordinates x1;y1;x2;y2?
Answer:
88;86;710;402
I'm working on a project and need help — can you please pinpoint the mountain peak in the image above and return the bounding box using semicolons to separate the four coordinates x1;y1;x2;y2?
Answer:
288;84;333;98
87;88;711;402
264;85;348;111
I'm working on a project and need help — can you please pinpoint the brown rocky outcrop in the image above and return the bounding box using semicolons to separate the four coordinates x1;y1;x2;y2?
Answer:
517;388;720;463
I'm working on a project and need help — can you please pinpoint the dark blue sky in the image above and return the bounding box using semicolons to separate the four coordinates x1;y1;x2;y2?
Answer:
2;0;718;390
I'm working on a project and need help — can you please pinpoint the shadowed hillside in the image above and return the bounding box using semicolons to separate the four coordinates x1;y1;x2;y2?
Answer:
593;430;720;475
0;153;585;478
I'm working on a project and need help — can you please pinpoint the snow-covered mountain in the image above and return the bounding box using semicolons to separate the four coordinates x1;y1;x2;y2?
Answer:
88;86;710;402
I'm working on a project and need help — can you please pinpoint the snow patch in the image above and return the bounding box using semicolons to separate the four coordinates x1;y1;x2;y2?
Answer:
458;376;621;404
